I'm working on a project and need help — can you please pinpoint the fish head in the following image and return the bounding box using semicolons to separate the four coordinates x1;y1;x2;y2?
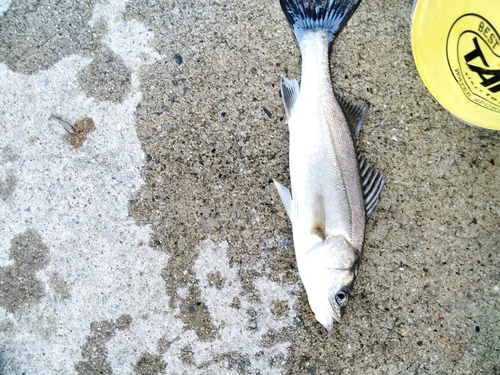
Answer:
298;236;358;331
308;268;355;331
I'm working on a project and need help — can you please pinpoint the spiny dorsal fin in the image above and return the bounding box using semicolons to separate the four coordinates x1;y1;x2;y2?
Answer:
280;75;300;120
335;91;385;218
334;90;368;138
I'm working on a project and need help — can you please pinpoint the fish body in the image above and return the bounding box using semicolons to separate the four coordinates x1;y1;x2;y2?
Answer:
274;0;385;331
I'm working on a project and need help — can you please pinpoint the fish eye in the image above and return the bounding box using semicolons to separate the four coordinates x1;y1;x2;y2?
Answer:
335;290;349;305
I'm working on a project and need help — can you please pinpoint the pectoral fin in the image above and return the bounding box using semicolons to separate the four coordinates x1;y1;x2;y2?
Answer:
273;180;293;221
310;191;326;241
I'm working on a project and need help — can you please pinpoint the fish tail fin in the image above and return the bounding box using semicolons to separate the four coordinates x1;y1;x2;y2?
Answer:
279;0;361;43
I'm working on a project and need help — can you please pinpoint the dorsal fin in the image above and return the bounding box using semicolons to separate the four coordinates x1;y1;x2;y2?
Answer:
334;91;367;137
335;91;385;218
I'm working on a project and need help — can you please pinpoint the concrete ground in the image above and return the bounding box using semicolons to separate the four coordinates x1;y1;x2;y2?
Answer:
0;0;499;374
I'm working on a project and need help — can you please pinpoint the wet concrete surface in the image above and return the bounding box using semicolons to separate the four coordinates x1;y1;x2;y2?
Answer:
0;0;499;374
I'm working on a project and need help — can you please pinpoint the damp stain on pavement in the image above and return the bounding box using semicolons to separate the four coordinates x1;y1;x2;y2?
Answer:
0;0;102;74
75;315;133;375
0;169;17;201
0;229;50;313
77;47;132;103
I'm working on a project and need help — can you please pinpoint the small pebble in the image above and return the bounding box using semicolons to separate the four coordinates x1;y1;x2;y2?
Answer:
174;54;183;65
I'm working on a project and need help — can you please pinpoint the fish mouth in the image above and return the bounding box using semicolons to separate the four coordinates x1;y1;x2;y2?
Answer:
328;298;343;324
332;311;342;324
312;296;346;331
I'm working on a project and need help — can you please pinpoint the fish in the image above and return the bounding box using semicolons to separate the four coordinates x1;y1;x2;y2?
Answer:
274;0;385;331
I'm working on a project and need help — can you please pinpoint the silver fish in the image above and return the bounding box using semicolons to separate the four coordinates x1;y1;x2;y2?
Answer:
274;0;385;331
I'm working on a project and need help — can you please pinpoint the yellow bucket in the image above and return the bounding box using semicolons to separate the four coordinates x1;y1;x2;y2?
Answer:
412;0;500;130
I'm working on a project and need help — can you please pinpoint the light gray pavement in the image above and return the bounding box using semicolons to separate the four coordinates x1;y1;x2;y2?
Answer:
0;0;499;374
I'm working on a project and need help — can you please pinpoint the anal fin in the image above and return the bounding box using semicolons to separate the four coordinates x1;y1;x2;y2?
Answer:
280;75;300;120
